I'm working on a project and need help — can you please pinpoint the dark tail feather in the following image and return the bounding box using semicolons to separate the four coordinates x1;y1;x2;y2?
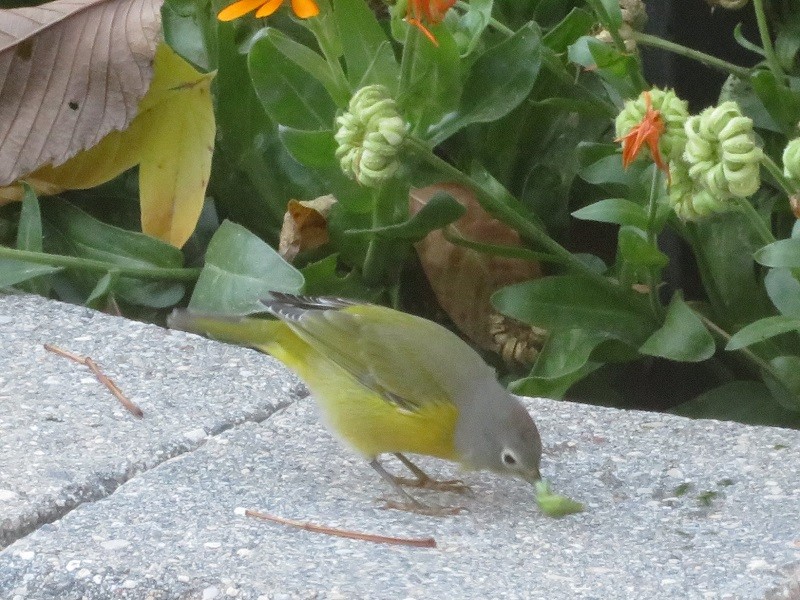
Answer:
261;293;362;322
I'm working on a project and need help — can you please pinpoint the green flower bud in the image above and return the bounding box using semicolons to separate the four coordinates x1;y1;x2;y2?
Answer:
683;101;762;198
783;137;800;181
668;160;732;221
334;85;409;188
615;87;689;163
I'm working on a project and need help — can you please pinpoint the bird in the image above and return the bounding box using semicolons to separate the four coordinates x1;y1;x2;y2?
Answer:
168;293;542;514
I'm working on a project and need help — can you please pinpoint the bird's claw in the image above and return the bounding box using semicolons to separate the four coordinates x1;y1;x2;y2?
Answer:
378;498;468;516
392;475;474;496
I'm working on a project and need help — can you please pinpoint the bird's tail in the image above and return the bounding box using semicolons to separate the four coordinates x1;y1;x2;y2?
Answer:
167;309;289;353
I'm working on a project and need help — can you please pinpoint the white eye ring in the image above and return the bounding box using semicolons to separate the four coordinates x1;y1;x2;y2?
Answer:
501;450;518;466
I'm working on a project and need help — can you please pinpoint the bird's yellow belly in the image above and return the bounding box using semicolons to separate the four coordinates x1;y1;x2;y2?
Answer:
269;339;459;460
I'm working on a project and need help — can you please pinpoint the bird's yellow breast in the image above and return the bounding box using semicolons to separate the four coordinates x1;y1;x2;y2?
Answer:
263;329;460;461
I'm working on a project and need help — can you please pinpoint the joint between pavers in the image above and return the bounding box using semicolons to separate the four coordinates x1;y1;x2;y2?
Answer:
1;397;301;551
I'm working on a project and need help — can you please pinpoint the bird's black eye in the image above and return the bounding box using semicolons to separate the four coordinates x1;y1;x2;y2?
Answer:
502;451;517;466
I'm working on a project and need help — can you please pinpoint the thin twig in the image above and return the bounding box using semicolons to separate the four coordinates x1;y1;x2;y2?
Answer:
244;509;437;548
43;343;143;418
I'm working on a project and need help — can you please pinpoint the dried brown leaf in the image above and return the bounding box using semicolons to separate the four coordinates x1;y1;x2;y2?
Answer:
278;195;336;262
411;183;545;362
0;0;163;186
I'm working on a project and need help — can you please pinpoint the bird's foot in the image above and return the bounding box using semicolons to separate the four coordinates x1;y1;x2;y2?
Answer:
391;474;473;496
378;498;468;517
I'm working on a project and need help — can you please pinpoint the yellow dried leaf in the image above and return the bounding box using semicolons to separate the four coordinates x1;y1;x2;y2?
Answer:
0;43;216;248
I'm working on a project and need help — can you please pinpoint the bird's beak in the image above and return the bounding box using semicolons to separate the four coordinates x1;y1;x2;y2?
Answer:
523;466;542;484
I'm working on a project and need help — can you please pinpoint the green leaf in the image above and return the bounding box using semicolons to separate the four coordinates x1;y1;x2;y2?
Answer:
569;36;638;100
161;0;213;72
726;315;800;350
334;0;398;89
765;268;800;317
492;275;657;345
358;41;402;90
596;0;623;29
260;28;349;107
685;212;775;331
670;381;800;426
16;183;50;296
750;70;800;133
530;328;609;380
248;33;336;129
753;238;800;268
542;8;595;53
618;226;668;268
278;127;338;168
449;0;492;57
510;362;602;399
17;184;43;253
0;261;63;288
300;254;382;300
578;154;641;187
398;23;461;138
189;220;304;314
346;192;466;241
428;21;542;144
639;293;716;362
572;198;648;229
85;271;120;309
42;198;185;308
765;355;800;410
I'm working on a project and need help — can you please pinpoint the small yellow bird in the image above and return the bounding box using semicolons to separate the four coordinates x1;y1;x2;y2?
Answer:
168;293;542;513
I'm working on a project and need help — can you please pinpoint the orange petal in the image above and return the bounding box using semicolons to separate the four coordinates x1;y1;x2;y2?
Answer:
406;17;440;46
429;0;456;22
292;0;320;18
255;0;283;18
218;0;264;21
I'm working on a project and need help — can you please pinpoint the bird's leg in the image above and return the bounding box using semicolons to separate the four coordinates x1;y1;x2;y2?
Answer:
391;453;473;496
368;458;466;516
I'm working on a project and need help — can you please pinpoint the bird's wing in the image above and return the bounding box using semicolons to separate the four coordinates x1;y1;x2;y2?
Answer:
275;301;495;412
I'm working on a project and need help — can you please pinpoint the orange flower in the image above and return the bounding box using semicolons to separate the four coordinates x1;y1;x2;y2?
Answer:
217;0;319;21
406;0;456;45
615;91;668;174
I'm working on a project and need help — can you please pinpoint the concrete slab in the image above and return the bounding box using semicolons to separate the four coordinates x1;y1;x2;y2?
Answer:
0;293;303;549
0;293;799;599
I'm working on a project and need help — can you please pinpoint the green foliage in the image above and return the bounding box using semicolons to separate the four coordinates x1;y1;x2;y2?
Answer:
3;0;800;427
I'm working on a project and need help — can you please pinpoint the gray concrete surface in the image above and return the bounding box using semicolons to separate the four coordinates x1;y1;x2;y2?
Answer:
0;293;799;599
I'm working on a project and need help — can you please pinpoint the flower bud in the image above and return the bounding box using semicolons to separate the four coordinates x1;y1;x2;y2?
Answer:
615;88;689;165
334;85;409;188
783;137;800;182
669;160;732;221
683;101;762;198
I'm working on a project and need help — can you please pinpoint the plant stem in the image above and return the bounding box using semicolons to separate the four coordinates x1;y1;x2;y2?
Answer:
584;0;628;55
0;246;201;281
362;185;397;285
735;196;775;247
631;32;751;79
645;167;665;319
761;152;798;196
695;310;777;377
305;16;351;105
751;0;784;81
404;137;626;297
442;227;560;264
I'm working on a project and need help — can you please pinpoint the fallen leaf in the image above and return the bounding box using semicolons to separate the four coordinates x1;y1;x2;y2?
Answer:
0;0;163;186
279;195;336;262
411;183;545;363
2;43;216;248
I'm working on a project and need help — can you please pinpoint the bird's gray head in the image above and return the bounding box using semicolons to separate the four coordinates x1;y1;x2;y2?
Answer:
455;388;542;483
